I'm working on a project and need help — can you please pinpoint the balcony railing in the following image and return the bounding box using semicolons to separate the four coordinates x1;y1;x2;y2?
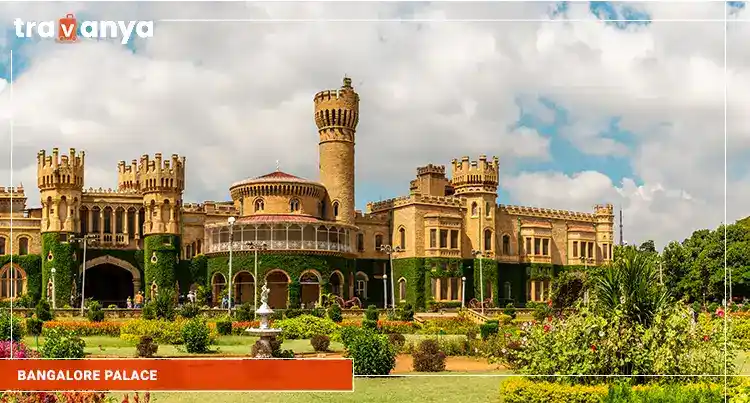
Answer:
208;240;351;254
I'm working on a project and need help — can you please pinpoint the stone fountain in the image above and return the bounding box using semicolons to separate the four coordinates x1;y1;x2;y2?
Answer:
245;281;282;358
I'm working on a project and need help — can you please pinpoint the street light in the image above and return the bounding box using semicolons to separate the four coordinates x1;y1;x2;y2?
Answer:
461;277;466;309
227;216;236;313
50;267;56;310
69;234;97;316
379;244;402;312
471;249;485;315
382;274;388;309
246;241;268;320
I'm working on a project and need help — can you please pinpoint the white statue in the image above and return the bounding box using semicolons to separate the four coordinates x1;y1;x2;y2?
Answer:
260;281;270;305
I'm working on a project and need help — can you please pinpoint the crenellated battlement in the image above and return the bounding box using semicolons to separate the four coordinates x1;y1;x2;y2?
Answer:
366;194;464;213
499;204;597;222
0;185;25;198
314;76;359;136
137;153;186;194
82;187;140;196
450;155;499;195
595;203;614;215
417;164;446;177
117;159;141;192
355;210;390;224
37;148;85;191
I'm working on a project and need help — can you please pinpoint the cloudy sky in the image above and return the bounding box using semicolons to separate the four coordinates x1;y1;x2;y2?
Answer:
0;1;745;250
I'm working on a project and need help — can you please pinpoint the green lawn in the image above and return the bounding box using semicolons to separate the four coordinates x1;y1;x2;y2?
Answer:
138;376;505;403
22;335;345;357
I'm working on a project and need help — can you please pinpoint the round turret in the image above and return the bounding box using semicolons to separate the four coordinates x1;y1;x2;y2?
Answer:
137;153;186;235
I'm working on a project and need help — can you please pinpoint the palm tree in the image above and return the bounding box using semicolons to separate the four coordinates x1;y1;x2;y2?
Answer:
593;246;670;327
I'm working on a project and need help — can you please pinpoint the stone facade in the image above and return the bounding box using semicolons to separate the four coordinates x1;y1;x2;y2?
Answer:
0;76;614;308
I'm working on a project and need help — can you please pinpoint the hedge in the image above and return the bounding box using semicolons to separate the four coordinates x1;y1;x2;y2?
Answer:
499;377;730;403
41;233;77;308
143;234;180;291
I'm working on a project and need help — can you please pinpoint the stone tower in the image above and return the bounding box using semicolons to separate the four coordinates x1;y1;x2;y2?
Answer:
314;76;358;226
594;203;615;261
450;155;500;256
37;148;84;234
135;153;185;290
37;148;85;307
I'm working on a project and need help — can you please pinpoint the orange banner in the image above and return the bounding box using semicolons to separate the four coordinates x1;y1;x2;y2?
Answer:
0;358;353;391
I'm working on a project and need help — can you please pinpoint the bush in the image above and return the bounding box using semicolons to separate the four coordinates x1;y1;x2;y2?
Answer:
336;325;362;348
327;304;343;323
216;319;232;336
387;332;406;349
310;307;326;318
135;335;158;358
480;320;499;340
499;377;726;403
346;329;397;376
311;334;330;352
178;303;201;319
152;290;177;320
43;321;122;337
182;318;212;353
503;303;517;319
412;339;446;372
86;300;105;322
142;302;157;320
285;309;303;319
365;305;379;321
0;312;23;342
362;319;378;331
35;300;53;322
26;317;43;336
0;341;34;358
234;303;254;321
120;319;186;345
275;315;339;339
397;303;415;322
41;328;85;359
417;315;479;335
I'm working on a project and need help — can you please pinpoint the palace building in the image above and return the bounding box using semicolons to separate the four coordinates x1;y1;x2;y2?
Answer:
0;77;615;310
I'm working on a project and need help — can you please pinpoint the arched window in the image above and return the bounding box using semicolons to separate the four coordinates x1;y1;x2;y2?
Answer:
254;198;265;212
333;201;339;218
502;235;511;255
484;229;492;251
18;237;29;256
504;281;512;299
355;272;368;299
0;237;6;255
357;233;364;251
238;197;244;216
375;234;383;249
290;199;300;212
398;227;406;249
0;264;26;299
471;202;478;216
485;202;491;217
398;278;407;301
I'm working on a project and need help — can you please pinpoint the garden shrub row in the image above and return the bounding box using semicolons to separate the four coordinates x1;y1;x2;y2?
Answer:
42;321;123;337
499;377;746;403
119;318;218;345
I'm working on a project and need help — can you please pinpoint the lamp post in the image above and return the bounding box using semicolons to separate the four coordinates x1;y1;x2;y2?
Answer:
461;276;466;309
69;234;97;316
471;249;485;315
227;216;236;313
580;256;593;305
246;241;268;320
379;244;402;312
382;274;388;309
50;267;56;310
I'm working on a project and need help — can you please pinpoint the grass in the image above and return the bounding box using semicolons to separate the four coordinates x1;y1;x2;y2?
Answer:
22;335;345;357
126;376;506;403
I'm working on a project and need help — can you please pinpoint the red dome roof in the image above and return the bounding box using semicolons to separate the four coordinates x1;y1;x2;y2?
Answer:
230;170;323;188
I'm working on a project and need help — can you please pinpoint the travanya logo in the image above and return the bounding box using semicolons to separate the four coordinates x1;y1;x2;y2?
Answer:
14;14;153;45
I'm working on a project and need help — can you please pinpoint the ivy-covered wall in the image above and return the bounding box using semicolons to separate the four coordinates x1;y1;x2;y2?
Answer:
41;233;77;307
391;257;424;309
0;254;42;303
207;252;355;308
354;258;388;308
144;234;180;291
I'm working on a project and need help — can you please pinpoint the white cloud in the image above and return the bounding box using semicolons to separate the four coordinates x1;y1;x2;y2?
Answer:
0;2;742;249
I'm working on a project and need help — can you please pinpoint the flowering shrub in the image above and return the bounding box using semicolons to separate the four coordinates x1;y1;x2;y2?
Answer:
415;315;479;335
0;341;35;358
339;320;417;334
0;391;113;402
275;315;339;339
490;305;731;384
42;321;122;337
120;319;186;345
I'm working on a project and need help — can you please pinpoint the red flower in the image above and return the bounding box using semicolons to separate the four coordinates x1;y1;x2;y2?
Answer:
543;324;551;332
591;344;597;351
546;316;553;322
716;308;725;318
703;335;710;341
547;300;553;307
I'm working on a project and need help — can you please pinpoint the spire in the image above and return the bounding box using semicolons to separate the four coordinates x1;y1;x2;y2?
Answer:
275;160;280;171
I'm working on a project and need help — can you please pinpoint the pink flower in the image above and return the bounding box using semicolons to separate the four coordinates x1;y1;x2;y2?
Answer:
716;308;725;318
543;324;551;332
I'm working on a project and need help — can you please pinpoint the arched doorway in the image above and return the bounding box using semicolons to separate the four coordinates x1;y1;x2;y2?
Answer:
233;271;255;305
211;273;226;306
300;271;321;308
265;270;289;309
329;271;344;297
81;256;140;308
